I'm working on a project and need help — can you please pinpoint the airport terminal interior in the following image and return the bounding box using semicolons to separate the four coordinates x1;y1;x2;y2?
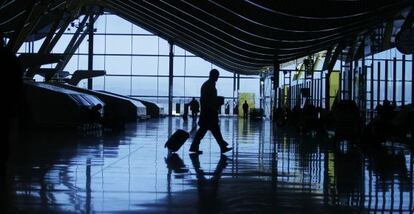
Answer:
1;0;414;213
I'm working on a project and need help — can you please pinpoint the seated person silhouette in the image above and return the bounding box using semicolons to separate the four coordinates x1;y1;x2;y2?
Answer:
189;154;228;214
189;69;232;154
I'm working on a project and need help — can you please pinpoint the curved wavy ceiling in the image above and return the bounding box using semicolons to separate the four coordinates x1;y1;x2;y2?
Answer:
1;0;411;74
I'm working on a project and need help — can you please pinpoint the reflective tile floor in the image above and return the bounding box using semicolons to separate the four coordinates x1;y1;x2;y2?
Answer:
2;117;414;213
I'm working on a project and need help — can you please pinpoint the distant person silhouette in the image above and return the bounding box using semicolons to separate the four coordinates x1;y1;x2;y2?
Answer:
380;99;394;122
90;104;103;124
189;97;200;121
224;101;230;114
183;103;189;121
189;153;228;214
0;37;23;185
189;69;232;154
233;103;239;115
242;100;249;118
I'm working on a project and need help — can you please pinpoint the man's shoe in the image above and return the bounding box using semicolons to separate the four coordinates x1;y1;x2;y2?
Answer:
222;141;229;147
189;148;203;154
220;147;232;154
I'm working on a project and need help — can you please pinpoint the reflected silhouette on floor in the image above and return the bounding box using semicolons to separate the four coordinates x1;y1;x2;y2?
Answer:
190;154;227;214
2;118;413;213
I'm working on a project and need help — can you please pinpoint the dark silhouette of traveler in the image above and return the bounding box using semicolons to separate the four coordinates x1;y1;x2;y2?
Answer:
189;69;232;154
233;103;239;115
380;99;394;122
189;153;228;214
189;97;200;121
1;38;23;189
242;100;249;118
371;99;396;139
183;103;189;121
224;101;230;114
90;104;103;124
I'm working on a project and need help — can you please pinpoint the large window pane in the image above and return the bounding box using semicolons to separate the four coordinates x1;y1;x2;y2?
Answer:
186;57;211;76
132;56;158;75
95;16;106;34
77;55;88;70
106;35;131;54
184;77;205;98
94;35;106;54
158;77;169;96
158;56;169;75
105;56;131;74
174;56;185;76
92;76;105;91
159;39;170;55
105;76;131;95
217;78;235;98
131;77;158;96
77;37;88;54
173;78;185;96
94;56;105;70
133;36;158;54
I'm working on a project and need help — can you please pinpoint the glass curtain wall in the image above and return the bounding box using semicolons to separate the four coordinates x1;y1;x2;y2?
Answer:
274;48;413;121
19;13;260;115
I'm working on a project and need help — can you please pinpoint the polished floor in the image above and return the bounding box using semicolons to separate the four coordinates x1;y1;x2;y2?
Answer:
2;117;414;213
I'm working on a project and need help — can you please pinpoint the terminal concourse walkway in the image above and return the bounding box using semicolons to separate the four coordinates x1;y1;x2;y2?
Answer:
2;117;414;213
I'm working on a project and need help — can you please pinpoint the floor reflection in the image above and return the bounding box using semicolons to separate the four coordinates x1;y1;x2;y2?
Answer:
2;117;414;213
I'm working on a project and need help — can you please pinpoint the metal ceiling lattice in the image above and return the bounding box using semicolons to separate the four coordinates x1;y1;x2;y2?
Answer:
0;0;412;74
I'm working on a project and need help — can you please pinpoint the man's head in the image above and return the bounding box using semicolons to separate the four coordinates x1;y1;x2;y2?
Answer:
209;69;219;82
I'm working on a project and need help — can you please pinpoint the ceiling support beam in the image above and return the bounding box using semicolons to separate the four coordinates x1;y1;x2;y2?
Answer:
345;36;358;63
322;45;334;71
354;35;368;60
25;10;68;78
55;14;99;72
168;40;174;116
382;21;394;50
325;43;344;73
7;1;51;53
400;7;414;31
87;13;94;90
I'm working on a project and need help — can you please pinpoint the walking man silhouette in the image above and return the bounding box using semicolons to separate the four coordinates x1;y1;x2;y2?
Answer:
189;69;232;154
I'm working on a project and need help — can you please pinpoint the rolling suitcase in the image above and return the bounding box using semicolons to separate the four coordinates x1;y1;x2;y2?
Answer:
164;129;190;152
